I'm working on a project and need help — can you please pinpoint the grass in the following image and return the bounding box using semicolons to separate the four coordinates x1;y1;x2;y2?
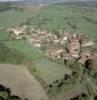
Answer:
0;30;10;40
1;4;97;98
0;6;39;28
3;40;71;84
4;40;44;59
0;31;71;84
1;4;97;85
34;58;71;84
0;32;71;84
0;64;48;100
28;5;97;38
0;5;97;37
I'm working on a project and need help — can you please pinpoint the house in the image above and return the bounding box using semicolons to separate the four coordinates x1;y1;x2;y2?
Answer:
6;27;25;38
78;33;86;41
79;52;97;71
33;43;41;48
63;53;72;60
82;41;94;47
60;32;71;41
79;51;92;65
47;48;64;60
67;36;81;59
53;39;60;44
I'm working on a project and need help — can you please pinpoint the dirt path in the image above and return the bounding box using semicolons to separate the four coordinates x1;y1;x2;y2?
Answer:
0;64;49;100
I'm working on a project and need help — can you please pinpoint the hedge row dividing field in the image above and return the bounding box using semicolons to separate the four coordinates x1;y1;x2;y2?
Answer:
28;5;97;38
0;4;97;99
0;6;40;28
0;64;48;100
4;40;71;84
0;31;71;85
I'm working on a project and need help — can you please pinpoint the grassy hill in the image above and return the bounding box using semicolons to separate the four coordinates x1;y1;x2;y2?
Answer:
0;2;12;12
0;64;48;100
26;4;97;38
0;3;97;38
0;30;71;85
4;40;71;84
0;3;97;99
0;6;40;28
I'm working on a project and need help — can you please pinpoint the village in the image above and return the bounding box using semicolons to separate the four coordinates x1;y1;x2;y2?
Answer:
1;24;97;100
4;25;97;70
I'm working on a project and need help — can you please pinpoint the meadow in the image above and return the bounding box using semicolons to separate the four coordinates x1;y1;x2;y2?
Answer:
0;31;71;85
0;6;39;28
0;4;97;38
0;30;10;40
0;64;48;100
28;5;97;38
0;4;97;99
4;40;71;84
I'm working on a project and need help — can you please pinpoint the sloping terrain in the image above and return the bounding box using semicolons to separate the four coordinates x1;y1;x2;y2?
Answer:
28;4;97;38
0;6;40;28
54;84;88;100
0;64;48;100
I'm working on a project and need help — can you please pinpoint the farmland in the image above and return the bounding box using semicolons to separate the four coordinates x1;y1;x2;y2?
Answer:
0;4;97;38
27;5;97;38
0;30;9;40
0;64;48;100
0;2;97;100
0;31;71;85
4;40;71;84
0;6;40;28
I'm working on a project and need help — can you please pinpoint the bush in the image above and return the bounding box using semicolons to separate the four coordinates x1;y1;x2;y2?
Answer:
0;42;26;64
0;2;11;12
0;84;26;100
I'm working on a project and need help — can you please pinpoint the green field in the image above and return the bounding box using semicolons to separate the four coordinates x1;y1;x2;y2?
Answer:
0;30;71;84
0;64;48;100
0;31;10;40
0;4;97;99
0;4;97;38
0;7;39;28
0;4;97;84
28;5;97;38
4;40;71;84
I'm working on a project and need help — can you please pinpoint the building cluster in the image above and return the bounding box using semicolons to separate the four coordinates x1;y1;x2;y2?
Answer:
6;26;27;39
6;25;59;47
47;32;94;61
65;33;94;59
6;25;97;69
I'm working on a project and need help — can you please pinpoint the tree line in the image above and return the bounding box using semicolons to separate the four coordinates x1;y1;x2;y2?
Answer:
0;2;12;12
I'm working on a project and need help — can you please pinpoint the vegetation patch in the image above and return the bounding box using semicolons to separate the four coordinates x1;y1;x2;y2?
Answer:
0;64;48;100
0;42;26;64
26;5;97;38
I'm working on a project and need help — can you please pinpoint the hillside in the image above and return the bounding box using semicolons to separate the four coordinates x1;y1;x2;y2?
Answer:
25;4;97;38
23;0;97;5
0;2;12;12
0;64;48;100
0;2;97;38
0;2;97;100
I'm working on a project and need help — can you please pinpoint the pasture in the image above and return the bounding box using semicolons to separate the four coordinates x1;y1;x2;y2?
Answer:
0;4;97;89
0;64;48;100
0;30;10;40
3;39;71;84
0;4;97;99
0;31;71;84
0;4;97;38
29;5;97;38
0;6;39;28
